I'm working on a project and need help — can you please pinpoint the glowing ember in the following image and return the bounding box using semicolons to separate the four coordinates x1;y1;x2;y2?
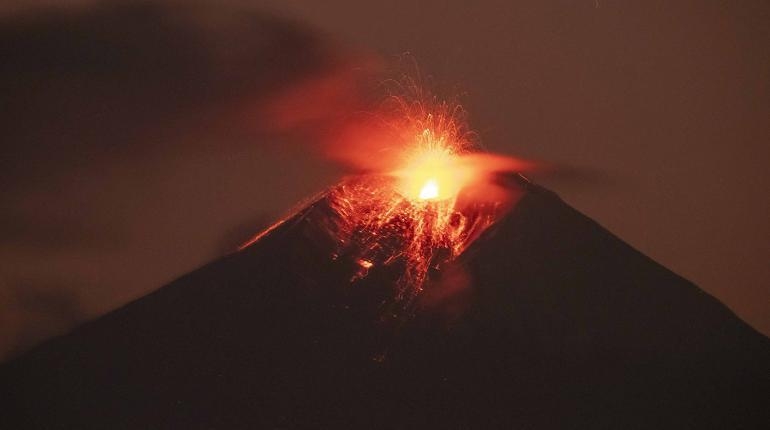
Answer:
323;100;508;304
246;85;527;306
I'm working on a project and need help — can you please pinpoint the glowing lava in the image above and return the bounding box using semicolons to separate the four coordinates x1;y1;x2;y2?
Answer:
394;128;470;202
418;179;439;200
326;106;505;304
245;88;524;307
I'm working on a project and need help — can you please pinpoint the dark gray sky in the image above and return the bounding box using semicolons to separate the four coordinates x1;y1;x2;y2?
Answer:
261;0;770;336
1;0;768;360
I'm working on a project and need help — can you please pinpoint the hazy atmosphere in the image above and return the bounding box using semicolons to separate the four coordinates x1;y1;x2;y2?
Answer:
1;0;768;362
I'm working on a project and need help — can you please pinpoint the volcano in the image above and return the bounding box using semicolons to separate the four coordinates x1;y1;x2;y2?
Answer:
2;176;768;429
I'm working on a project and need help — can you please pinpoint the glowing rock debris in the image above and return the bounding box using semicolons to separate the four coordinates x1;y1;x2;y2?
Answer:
247;94;520;304
325;97;510;303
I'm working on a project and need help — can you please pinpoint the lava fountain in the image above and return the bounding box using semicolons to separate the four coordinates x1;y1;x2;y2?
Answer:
246;88;531;306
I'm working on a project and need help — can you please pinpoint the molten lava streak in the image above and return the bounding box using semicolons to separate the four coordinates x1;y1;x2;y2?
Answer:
325;113;515;304
246;93;527;306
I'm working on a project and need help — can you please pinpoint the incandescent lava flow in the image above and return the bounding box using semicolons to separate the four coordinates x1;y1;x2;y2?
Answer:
245;94;528;306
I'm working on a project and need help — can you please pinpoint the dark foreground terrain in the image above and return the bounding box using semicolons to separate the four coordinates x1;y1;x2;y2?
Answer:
2;179;769;428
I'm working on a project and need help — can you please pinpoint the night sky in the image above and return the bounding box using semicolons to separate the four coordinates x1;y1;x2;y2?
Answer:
1;0;768;360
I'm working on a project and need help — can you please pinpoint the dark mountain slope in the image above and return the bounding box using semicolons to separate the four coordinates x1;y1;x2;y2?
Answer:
3;179;768;428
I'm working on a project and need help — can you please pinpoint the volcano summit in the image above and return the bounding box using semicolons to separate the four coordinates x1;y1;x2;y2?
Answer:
2;175;768;429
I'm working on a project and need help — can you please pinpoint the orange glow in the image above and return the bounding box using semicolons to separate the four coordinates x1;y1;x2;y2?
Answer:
325;99;509;304
394;129;470;202
245;84;529;306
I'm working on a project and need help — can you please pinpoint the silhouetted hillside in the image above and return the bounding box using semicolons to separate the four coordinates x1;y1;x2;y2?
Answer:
3;178;768;428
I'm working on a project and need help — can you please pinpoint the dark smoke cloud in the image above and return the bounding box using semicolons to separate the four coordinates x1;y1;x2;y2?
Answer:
0;0;366;361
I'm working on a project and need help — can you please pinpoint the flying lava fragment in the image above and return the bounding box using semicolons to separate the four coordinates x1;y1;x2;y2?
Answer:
246;89;531;305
